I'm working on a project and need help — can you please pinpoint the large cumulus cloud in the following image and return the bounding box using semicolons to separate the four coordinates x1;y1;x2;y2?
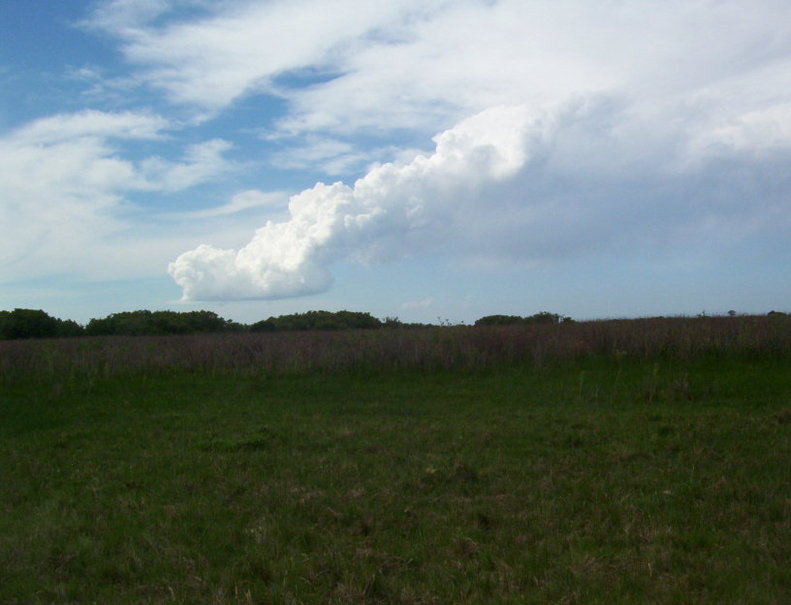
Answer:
168;105;543;299
169;95;791;301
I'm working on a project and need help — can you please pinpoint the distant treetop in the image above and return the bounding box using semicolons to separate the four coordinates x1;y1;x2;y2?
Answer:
474;312;572;326
250;310;383;332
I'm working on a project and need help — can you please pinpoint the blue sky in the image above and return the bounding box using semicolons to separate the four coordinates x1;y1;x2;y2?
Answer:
1;0;790;325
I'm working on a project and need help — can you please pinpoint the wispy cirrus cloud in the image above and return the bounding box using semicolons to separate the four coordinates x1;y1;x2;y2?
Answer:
138;139;236;191
0;110;236;280
85;0;448;114
401;298;433;310
166;189;288;219
86;0;791;140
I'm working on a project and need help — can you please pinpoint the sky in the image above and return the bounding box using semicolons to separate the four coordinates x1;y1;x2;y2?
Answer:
1;0;790;325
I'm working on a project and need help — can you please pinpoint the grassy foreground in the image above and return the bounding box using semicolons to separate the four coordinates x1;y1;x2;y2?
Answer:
1;355;789;604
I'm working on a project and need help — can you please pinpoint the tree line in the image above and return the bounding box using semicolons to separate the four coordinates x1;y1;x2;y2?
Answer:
0;308;421;339
0;308;580;340
3;307;786;341
474;312;573;326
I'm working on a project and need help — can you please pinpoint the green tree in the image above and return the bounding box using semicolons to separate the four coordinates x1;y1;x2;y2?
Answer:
56;319;85;338
86;310;233;336
475;312;572;327
474;314;525;326
254;310;383;332
0;308;60;339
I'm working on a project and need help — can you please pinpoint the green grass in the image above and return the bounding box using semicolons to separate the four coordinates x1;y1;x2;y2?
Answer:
1;358;790;603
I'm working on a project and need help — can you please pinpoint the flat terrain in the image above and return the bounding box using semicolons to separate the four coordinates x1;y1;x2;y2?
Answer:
1;356;789;603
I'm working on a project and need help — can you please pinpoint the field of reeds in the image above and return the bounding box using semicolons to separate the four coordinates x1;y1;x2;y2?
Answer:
1;315;790;603
2;314;790;382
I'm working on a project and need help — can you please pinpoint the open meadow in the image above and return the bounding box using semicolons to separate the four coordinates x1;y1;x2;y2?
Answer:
1;316;790;603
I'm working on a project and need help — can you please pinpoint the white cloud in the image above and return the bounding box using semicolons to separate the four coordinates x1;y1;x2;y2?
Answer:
168;104;559;300
85;0;791;179
85;0;174;32
269;136;374;176
74;0;790;303
170;99;791;301
0;110;235;281
401;297;433;310
690;103;791;157
139;139;236;191
169;189;288;219
15;109;169;144
89;0;791;133
88;0;448;111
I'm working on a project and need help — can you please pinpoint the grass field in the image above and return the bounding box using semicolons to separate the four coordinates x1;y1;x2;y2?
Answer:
1;320;790;603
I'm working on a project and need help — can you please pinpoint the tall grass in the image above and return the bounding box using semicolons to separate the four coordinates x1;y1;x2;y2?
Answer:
1;315;789;382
